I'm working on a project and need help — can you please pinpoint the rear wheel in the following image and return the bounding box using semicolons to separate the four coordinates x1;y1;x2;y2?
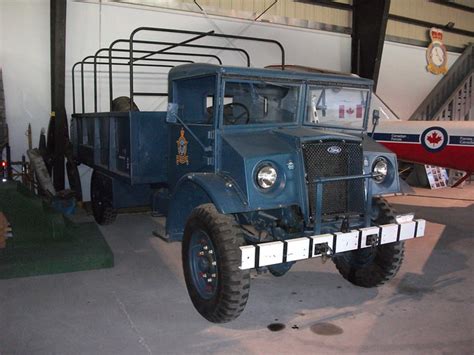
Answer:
332;198;405;288
182;204;250;323
90;171;117;225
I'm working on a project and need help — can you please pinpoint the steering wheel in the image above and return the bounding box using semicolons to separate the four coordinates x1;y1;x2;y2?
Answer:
223;102;250;125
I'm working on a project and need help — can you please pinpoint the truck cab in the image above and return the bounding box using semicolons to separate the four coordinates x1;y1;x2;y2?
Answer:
164;64;400;238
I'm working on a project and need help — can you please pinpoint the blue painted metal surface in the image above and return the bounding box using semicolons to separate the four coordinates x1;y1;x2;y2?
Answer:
71;111;168;185
165;173;248;240
71;63;401;242
168;64;372;89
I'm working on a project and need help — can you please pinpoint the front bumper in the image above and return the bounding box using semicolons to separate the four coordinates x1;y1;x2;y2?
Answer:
239;217;426;270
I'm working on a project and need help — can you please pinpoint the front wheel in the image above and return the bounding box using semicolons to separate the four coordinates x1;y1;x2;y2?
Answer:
182;204;250;323
332;198;405;288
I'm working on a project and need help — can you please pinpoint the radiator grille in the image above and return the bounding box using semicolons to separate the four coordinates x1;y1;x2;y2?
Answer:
302;141;364;217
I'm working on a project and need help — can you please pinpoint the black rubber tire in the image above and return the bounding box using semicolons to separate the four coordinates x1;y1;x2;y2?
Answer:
91;171;117;225
332;198;405;288
268;262;294;277
182;204;250;323
111;96;139;112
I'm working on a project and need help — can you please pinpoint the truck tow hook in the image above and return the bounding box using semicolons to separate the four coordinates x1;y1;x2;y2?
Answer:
314;243;333;264
340;216;350;233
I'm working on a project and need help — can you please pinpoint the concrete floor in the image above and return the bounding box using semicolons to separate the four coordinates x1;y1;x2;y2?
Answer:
1;185;473;354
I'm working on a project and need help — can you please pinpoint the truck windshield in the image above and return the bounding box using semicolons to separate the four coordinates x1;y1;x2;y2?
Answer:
222;80;300;125
305;86;369;130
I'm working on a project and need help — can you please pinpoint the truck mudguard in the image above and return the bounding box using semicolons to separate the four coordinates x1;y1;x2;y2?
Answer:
166;173;249;240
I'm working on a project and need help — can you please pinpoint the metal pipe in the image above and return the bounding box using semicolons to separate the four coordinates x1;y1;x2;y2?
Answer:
129;27;286;103
72;63;78;114
80;61;85;113
76;27;285;113
131;31;215;63
129;33;134;108
108;38;250;108
92;48;194;112
112;39;248;65
129;27;284;67
313;173;375;184
129;29;214;105
74;58;175;113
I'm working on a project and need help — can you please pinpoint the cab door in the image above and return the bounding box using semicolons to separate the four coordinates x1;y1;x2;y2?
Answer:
167;75;217;190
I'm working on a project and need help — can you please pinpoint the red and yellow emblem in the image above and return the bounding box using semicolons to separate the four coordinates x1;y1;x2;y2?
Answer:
176;128;189;165
426;28;448;75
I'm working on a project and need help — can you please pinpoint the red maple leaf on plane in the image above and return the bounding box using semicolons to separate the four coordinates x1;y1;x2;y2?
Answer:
427;132;443;146
346;107;355;115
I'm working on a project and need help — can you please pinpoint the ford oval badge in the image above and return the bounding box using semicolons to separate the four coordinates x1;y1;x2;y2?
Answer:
327;146;342;154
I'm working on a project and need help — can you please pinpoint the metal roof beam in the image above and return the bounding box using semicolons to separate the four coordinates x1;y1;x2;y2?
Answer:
351;0;391;92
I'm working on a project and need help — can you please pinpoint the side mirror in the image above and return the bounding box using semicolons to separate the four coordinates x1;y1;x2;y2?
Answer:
372;109;380;127
166;103;178;123
371;109;380;136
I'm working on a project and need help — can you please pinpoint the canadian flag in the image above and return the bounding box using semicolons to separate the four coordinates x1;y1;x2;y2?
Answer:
339;105;345;118
339;105;363;119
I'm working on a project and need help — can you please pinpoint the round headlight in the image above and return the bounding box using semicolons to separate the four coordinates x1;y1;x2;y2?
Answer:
372;157;388;183
256;165;278;189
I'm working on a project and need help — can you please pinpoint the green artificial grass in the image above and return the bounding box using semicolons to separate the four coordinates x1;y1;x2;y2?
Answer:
0;182;114;279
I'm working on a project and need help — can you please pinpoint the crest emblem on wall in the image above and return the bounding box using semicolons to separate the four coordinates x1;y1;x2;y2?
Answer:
426;28;448;75
176;128;189;165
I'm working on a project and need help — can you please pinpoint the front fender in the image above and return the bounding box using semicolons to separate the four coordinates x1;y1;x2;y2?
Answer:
362;136;401;195
166;173;249;241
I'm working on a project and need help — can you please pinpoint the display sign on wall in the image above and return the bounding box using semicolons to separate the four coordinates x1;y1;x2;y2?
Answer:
426;28;448;75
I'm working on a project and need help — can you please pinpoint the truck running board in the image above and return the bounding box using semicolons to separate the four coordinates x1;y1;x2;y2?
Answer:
239;219;426;270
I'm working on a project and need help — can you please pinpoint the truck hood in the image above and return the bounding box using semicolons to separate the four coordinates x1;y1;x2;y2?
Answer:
221;126;361;159
219;127;363;214
218;127;361;213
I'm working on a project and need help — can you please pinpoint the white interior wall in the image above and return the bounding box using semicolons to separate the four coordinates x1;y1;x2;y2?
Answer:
0;0;461;199
377;41;461;120
70;2;352;114
1;0;50;161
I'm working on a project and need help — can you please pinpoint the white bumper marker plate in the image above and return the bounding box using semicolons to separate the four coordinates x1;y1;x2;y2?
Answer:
415;219;426;238
399;221;417;241
239;245;256;270
258;241;284;267
380;223;399;244
285;237;310;262
334;231;359;253
239;218;426;270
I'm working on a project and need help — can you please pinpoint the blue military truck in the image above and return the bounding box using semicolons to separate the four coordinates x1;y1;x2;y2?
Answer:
71;27;426;323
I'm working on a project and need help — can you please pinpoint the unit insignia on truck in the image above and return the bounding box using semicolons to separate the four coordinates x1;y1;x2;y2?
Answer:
176;128;189;165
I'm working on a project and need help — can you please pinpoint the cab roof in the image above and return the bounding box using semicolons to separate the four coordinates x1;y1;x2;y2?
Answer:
168;63;373;87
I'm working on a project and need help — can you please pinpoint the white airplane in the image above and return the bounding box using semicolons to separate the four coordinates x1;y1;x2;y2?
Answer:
370;94;474;185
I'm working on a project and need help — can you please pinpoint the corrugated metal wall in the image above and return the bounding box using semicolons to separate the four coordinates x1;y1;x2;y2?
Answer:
191;0;352;28
388;0;473;49
108;0;473;50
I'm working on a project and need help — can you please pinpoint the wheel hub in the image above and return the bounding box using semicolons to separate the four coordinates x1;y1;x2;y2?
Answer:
189;231;218;299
